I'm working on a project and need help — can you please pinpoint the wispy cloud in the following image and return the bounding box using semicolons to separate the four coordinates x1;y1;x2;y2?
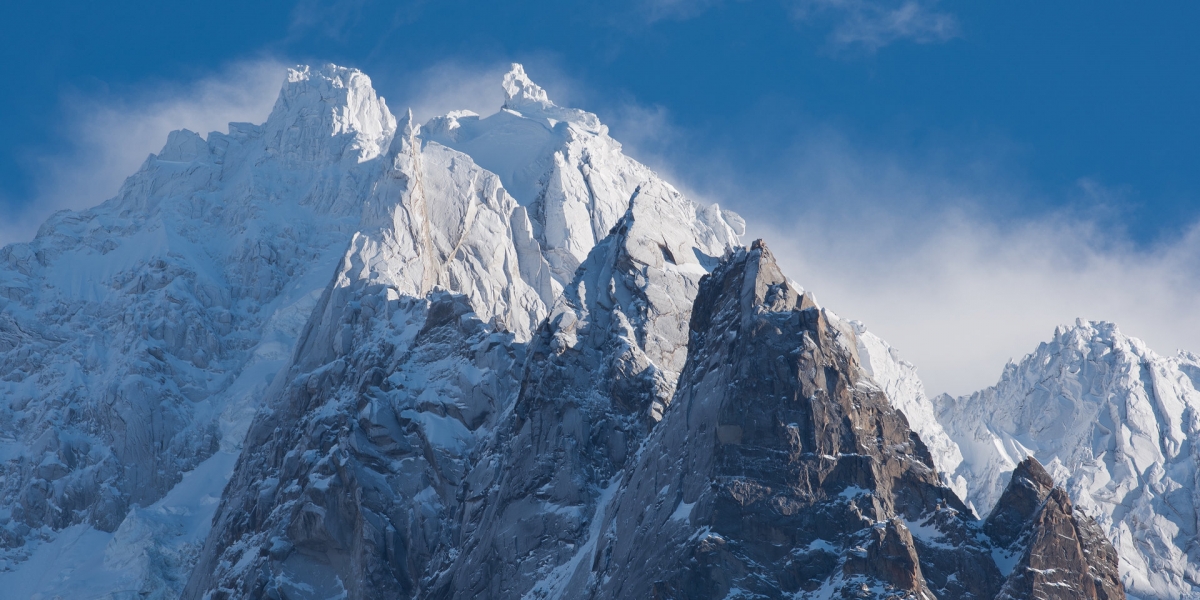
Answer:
637;0;727;23
635;0;958;49
0;59;286;247
791;0;959;50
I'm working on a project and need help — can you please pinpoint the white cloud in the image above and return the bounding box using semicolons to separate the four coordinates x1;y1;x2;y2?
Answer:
605;103;1200;397
0;58;286;247
758;203;1200;397
755;156;1200;396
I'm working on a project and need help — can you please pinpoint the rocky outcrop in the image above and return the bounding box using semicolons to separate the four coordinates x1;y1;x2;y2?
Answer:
587;241;1001;599
184;235;1130;600
988;458;1124;600
182;290;526;600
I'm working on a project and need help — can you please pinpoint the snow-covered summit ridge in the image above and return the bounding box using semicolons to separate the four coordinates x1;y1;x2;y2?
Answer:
155;64;397;168
424;62;742;286
502;63;550;107
935;318;1200;599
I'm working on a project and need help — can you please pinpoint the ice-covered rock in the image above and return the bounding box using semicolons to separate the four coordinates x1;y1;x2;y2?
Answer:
428;180;738;599
422;64;741;287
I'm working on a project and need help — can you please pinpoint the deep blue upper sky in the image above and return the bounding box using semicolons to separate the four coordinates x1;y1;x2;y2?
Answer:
2;0;1198;244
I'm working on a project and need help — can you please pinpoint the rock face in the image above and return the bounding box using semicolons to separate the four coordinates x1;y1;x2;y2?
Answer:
181;231;1125;600
587;241;1002;599
852;322;968;503
936;321;1200;598
0;61;1135;600
987;458;1124;600
429;181;738;599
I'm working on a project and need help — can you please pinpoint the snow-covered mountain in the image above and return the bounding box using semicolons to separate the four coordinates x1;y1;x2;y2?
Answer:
935;320;1200;599
0;62;1138;599
0;64;402;596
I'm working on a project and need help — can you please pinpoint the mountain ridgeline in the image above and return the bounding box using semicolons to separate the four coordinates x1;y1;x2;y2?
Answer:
5;62;1190;599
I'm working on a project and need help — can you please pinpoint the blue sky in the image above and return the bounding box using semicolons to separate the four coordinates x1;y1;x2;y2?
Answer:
2;0;1198;393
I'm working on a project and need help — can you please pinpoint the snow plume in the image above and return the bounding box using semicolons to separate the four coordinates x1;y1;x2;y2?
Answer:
0;58;285;246
400;61;509;123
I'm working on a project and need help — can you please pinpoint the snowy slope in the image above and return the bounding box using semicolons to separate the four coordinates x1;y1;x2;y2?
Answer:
935;320;1200;599
0;64;399;597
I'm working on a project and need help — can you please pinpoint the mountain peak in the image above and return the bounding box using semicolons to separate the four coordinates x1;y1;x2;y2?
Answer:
938;316;1200;598
497;63;603;133
263;63;397;162
502;63;552;110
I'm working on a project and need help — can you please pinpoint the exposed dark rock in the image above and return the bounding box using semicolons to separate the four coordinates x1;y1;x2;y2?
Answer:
984;457;1056;547
990;458;1125;600
589;240;1001;599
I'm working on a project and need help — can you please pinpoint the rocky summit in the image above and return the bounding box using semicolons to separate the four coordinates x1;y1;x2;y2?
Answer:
0;62;1163;599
